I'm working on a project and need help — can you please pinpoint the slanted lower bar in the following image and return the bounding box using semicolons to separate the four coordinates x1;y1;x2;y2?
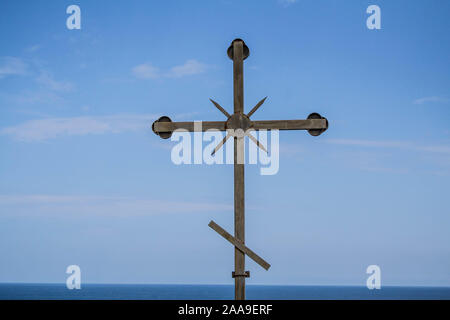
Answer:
208;220;271;270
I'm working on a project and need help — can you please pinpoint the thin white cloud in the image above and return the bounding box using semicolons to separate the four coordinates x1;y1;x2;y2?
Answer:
36;72;74;92
132;63;160;79
26;44;41;53
0;194;232;217
166;59;207;78
132;59;207;79
7;90;64;106
418;145;450;154
278;0;298;7
0;57;74;109
326;139;407;148
325;138;450;155
0;57;27;78
413;96;449;105
1;114;158;142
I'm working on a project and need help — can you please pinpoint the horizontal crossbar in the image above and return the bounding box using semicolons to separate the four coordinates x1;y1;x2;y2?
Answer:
208;220;271;271
153;119;327;134
153;121;226;133
252;119;327;130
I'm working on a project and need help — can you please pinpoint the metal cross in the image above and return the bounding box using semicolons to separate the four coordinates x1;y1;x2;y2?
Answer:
152;39;328;300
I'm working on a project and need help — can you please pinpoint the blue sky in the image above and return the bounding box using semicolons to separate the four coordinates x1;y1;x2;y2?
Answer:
0;0;449;286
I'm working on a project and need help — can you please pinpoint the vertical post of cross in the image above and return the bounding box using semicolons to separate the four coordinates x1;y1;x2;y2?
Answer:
232;39;246;300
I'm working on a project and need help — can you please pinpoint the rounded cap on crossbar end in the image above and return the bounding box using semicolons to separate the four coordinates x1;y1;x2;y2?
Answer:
307;112;328;136
152;116;173;139
227;38;250;60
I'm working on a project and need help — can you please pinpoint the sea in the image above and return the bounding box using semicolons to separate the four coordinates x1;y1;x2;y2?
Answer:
0;284;449;300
